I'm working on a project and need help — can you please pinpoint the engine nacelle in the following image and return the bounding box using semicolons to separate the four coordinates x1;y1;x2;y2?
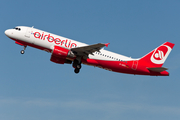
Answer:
52;46;70;58
50;46;74;64
50;55;72;64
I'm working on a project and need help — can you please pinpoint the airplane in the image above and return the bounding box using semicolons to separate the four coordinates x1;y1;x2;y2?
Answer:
5;26;175;76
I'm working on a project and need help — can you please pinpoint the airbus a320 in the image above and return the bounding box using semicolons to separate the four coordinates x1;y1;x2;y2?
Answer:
5;26;175;76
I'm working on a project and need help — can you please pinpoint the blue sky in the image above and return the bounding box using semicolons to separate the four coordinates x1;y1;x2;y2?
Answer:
0;0;180;120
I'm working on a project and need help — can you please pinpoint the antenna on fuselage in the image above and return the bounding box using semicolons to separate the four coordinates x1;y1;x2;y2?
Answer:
32;26;34;28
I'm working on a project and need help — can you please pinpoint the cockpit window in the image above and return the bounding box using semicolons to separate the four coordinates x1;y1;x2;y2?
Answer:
13;27;21;31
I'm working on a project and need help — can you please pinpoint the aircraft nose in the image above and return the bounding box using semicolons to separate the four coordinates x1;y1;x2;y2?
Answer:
5;29;12;37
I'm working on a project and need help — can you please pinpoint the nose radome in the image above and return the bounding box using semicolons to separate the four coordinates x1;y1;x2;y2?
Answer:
5;29;12;37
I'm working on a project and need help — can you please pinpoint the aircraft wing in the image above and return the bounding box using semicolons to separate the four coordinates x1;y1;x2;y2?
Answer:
71;43;110;58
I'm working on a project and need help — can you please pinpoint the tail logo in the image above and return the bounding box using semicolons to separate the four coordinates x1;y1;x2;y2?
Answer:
154;50;165;60
151;45;171;64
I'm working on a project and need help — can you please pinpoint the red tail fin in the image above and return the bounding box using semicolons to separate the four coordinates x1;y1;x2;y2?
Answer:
139;42;175;68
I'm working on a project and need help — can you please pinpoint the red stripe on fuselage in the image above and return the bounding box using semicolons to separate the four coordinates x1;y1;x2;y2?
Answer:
83;59;169;76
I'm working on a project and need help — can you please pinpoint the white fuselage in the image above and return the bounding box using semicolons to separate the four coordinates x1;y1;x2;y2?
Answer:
5;26;172;76
5;26;135;62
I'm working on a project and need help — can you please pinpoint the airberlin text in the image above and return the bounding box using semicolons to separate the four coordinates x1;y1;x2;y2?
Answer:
32;31;77;48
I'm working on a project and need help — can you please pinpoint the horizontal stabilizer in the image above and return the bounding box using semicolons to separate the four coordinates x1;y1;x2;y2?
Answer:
147;67;168;72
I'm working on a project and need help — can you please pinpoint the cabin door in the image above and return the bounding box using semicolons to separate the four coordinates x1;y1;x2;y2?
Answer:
132;60;138;70
25;28;32;38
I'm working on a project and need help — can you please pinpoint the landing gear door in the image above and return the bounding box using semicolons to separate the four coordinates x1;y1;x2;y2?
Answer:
25;28;32;38
132;60;138;70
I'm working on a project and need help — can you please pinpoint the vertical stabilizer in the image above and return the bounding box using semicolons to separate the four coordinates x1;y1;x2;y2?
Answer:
139;42;175;68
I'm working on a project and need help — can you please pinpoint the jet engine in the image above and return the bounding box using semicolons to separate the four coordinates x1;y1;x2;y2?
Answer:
50;46;75;64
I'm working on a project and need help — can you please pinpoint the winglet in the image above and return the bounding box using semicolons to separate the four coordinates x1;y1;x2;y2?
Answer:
105;43;110;47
